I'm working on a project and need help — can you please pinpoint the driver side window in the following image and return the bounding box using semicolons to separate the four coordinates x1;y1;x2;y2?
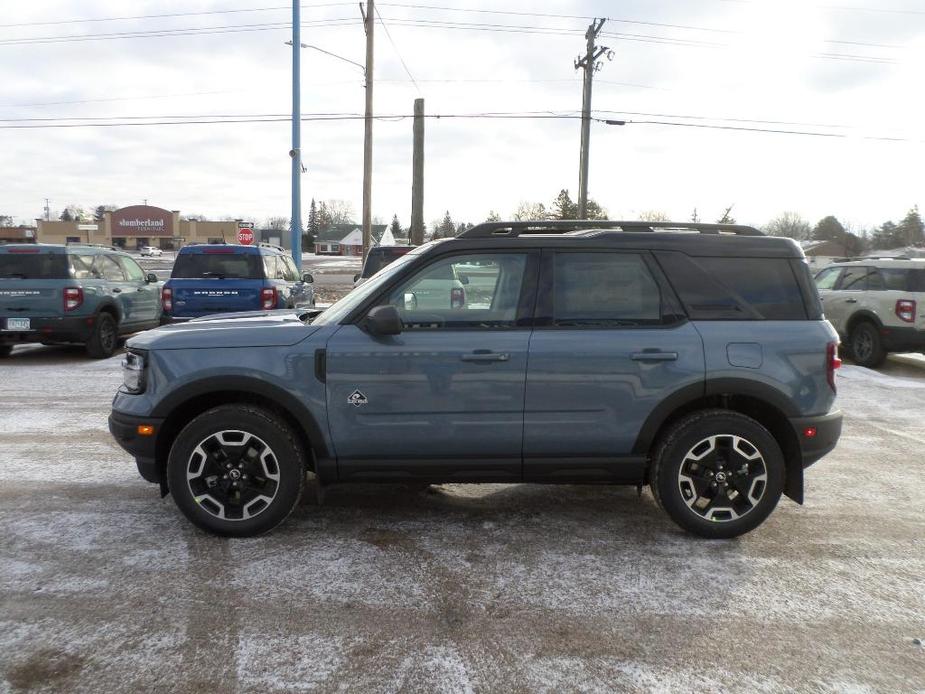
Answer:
384;253;528;329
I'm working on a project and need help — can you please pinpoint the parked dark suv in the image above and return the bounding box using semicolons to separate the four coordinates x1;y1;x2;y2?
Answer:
110;221;842;538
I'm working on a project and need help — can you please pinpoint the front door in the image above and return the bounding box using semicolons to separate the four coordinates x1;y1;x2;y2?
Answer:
115;255;159;324
325;251;538;481
523;250;705;481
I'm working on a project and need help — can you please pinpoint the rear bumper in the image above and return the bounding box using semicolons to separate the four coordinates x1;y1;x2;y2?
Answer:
0;315;94;344
108;410;164;483
790;409;843;468
878;326;925;353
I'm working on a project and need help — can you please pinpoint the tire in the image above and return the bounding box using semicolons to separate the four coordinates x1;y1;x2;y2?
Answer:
85;312;118;359
167;404;306;537
848;321;886;368
0;345;12;358
651;409;785;539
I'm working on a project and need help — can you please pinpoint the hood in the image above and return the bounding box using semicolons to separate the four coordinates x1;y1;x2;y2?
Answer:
128;309;322;350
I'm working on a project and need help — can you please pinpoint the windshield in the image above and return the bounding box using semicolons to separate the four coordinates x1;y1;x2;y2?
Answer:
0;253;69;279
172;253;262;279
362;247;414;278
313;244;432;325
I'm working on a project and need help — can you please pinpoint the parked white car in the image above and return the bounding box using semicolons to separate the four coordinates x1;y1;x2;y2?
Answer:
139;246;163;257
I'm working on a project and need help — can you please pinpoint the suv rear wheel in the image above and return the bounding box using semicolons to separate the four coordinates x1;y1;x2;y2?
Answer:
167;404;305;537
652;410;785;539
86;312;118;359
848;321;886;368
0;345;12;358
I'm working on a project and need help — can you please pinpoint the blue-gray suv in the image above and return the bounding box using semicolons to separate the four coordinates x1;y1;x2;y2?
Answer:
109;221;843;538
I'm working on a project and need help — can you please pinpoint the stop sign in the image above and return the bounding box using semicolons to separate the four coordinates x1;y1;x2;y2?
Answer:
237;227;254;245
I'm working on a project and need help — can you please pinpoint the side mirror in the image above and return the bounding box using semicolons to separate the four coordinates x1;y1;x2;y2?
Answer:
301;272;314;283
145;273;158;283
364;305;402;336
353;273;361;283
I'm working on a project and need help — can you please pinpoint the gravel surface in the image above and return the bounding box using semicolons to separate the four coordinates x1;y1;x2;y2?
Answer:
0;346;923;693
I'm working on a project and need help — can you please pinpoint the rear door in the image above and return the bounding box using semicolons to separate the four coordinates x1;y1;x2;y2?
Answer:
814;266;842;328
826;265;870;334
115;255;159;324
523;250;704;481
92;255;138;326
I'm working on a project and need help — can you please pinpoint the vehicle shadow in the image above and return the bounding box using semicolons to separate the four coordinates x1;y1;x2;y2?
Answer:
3;343;124;365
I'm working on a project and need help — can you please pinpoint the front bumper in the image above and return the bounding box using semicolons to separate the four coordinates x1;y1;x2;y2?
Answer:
790;409;843;468
0;315;94;344
108;410;164;483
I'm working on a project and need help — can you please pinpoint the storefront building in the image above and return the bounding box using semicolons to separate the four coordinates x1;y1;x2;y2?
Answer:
34;204;255;249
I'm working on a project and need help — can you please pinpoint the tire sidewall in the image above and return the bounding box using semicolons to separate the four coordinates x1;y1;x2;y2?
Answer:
87;313;117;358
655;412;785;539
850;322;885;368
167;406;305;537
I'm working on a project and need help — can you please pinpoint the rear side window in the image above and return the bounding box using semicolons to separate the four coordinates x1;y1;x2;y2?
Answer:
279;255;300;281
657;253;807;320
172;253;262;279
869;268;912;291
0;253;69;279
909;269;925;292
552;252;662;326
94;255;126;282
837;266;870;291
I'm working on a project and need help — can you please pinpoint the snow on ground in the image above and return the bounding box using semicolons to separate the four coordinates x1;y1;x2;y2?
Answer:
0;348;924;691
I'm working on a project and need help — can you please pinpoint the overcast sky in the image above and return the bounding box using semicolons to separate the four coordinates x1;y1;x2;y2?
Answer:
2;0;924;231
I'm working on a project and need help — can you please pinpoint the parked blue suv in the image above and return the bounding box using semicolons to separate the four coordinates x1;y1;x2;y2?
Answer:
110;221;843;539
1;243;161;358
161;244;314;322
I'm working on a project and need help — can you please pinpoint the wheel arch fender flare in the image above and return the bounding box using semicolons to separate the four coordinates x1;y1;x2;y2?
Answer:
94;298;123;323
151;375;333;475
844;309;883;335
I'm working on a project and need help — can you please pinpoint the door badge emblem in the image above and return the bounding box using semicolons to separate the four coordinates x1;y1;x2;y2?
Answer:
348;390;369;407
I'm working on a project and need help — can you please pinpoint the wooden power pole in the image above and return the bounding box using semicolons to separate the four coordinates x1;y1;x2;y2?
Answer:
575;18;608;220
361;0;375;259
410;97;425;246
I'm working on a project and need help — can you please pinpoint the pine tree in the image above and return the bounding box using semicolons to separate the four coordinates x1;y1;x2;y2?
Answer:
552;189;578;220
317;201;332;231
717;205;736;224
390;214;402;237
897;206;924;247
812;215;846;241
437;211;456;238
307;199;319;242
690;208;700;223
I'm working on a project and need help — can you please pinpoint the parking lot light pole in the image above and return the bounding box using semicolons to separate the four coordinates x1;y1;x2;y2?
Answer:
290;0;303;270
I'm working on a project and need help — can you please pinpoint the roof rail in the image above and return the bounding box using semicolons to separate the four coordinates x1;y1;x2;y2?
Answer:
835;255;912;262
65;242;117;250
457;220;763;238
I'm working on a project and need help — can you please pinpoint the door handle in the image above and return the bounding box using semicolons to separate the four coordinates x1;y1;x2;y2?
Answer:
845;299;858;304
461;351;509;363
136;288;146;292
112;288;122;293
631;351;678;362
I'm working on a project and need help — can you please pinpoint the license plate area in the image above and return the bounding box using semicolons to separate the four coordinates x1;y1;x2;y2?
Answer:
4;318;31;331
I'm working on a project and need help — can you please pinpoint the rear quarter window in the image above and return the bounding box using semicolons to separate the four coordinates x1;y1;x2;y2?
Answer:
656;252;808;320
172;253;262;279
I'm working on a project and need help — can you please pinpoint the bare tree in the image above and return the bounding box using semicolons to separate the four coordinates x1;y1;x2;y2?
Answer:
639;210;670;222
513;201;548;221
325;200;356;225
265;216;289;231
764;211;812;240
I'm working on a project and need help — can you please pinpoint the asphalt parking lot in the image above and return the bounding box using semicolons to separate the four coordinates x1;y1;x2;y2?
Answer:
1;346;923;692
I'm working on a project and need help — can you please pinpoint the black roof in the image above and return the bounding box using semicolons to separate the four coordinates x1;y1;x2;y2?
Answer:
442;220;802;258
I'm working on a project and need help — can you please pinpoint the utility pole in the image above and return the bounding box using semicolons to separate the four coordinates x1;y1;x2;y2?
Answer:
44;198;50;221
575;18;608;219
290;0;303;269
410;97;424;246
361;0;375;260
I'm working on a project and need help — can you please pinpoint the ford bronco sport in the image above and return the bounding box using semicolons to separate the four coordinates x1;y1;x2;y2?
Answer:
1;243;161;358
109;221;843;539
814;258;925;367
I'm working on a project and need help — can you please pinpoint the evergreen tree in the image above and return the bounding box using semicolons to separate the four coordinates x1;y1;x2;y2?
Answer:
812;215;847;241
389;214;402;237
552;189;578;220
690;208;700;223
307;199;319;242
317;201;332;231
436;211;456;238
871;221;902;250
717;205;736;224
585;199;608;220
897;206;924;246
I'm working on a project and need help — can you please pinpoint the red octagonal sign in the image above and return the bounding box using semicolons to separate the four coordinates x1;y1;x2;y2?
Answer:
237;227;255;245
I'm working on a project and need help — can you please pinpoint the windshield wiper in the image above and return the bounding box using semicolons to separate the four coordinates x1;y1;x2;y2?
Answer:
201;271;227;279
0;273;26;279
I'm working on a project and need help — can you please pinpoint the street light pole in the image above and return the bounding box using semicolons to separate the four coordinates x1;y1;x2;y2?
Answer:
290;0;303;269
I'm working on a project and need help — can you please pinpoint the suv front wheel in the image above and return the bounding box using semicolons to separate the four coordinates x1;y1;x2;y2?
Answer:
167;405;306;536
652;410;785;539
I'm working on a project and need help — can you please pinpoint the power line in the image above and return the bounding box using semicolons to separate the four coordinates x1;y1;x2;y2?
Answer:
374;4;421;94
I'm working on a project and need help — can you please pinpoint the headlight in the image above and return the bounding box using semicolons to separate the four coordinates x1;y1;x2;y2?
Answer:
121;351;146;393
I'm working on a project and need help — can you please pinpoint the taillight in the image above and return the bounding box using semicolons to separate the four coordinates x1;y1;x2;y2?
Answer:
261;287;277;310
450;287;465;309
63;287;83;312
895;299;916;324
161;287;173;313
826;341;841;393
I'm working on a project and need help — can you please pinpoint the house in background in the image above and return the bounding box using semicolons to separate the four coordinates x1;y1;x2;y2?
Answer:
0;226;36;244
801;240;853;269
313;224;388;255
